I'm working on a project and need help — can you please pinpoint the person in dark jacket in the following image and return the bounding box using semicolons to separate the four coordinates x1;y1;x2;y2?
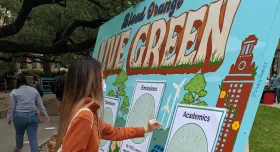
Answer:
52;71;66;115
33;77;43;97
270;71;280;103
33;77;44;122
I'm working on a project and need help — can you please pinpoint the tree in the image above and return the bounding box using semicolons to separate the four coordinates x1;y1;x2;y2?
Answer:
109;70;128;97
180;73;208;106
108;70;130;119
0;0;143;75
0;61;17;75
120;96;130;119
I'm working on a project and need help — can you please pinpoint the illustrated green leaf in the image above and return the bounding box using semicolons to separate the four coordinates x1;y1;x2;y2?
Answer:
108;90;115;97
198;90;207;97
252;66;258;77
228;104;234;112
234;109;239;118
123;96;129;106
180;100;188;104
184;73;206;94
232;136;237;143
114;146;120;152
119;91;126;96
194;101;208;106
120;104;125;111
119;84;126;90
219;79;224;91
113;70;128;86
184;93;194;103
125;109;129;114
225;95;229;103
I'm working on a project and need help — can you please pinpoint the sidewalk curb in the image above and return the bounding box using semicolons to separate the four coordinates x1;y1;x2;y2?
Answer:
0;97;57;119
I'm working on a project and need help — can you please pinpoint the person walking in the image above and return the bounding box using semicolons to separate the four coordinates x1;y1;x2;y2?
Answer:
33;77;44;122
270;71;280;103
7;74;49;152
0;75;7;93
33;77;44;98
51;71;66;115
53;57;161;152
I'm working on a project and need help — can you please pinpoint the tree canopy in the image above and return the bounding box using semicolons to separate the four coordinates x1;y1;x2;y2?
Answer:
0;0;142;73
181;74;208;106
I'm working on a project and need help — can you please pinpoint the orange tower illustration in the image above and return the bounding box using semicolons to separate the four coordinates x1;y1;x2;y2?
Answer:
215;35;258;152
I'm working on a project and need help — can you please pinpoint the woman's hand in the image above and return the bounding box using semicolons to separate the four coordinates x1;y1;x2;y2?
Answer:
44;116;50;122
144;119;162;133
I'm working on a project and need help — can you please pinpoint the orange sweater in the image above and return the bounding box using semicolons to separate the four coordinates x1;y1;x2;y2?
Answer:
62;103;145;152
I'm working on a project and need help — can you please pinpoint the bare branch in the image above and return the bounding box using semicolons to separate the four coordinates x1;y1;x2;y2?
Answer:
54;19;106;45
93;6;101;19
87;0;109;10
68;38;75;44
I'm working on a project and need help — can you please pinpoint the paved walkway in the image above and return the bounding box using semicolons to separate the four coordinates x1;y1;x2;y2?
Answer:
0;95;59;152
270;103;280;108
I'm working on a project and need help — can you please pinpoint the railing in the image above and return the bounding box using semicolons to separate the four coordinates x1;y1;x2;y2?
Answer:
41;78;55;94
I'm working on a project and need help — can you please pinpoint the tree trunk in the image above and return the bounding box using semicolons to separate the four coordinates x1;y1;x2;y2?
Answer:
121;112;125;120
43;61;51;77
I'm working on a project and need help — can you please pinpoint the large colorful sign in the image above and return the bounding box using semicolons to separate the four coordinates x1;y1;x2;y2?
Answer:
93;0;280;151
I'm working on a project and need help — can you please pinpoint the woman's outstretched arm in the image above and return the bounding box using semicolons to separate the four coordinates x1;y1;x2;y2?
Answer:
101;122;145;141
101;119;161;141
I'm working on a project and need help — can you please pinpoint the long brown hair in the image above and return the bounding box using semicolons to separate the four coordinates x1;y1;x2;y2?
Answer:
15;73;27;89
56;57;104;150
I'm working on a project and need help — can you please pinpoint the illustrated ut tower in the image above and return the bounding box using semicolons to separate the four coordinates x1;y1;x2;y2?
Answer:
215;35;258;152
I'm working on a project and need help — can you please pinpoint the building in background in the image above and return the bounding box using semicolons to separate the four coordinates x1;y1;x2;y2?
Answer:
17;57;66;73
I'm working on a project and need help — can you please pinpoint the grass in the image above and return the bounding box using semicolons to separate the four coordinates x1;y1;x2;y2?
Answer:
175;57;204;68
210;49;223;65
131;67;148;70
152;63;158;70
210;57;223;65
250;105;280;152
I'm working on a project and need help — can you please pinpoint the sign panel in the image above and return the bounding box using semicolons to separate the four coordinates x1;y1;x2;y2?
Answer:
93;0;280;151
164;105;227;152
99;97;120;152
120;80;166;152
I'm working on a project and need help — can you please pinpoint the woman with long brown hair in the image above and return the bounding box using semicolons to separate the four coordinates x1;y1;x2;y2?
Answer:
55;57;161;152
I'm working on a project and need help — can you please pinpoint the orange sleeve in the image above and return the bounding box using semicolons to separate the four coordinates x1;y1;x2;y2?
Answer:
62;112;92;152
101;122;145;141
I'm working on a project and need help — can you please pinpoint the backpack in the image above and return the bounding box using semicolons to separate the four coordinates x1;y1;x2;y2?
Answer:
50;78;57;94
55;76;65;93
34;82;44;97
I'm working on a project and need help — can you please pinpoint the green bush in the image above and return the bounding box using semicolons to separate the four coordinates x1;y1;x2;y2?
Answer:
22;70;59;78
22;70;44;77
51;71;59;77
